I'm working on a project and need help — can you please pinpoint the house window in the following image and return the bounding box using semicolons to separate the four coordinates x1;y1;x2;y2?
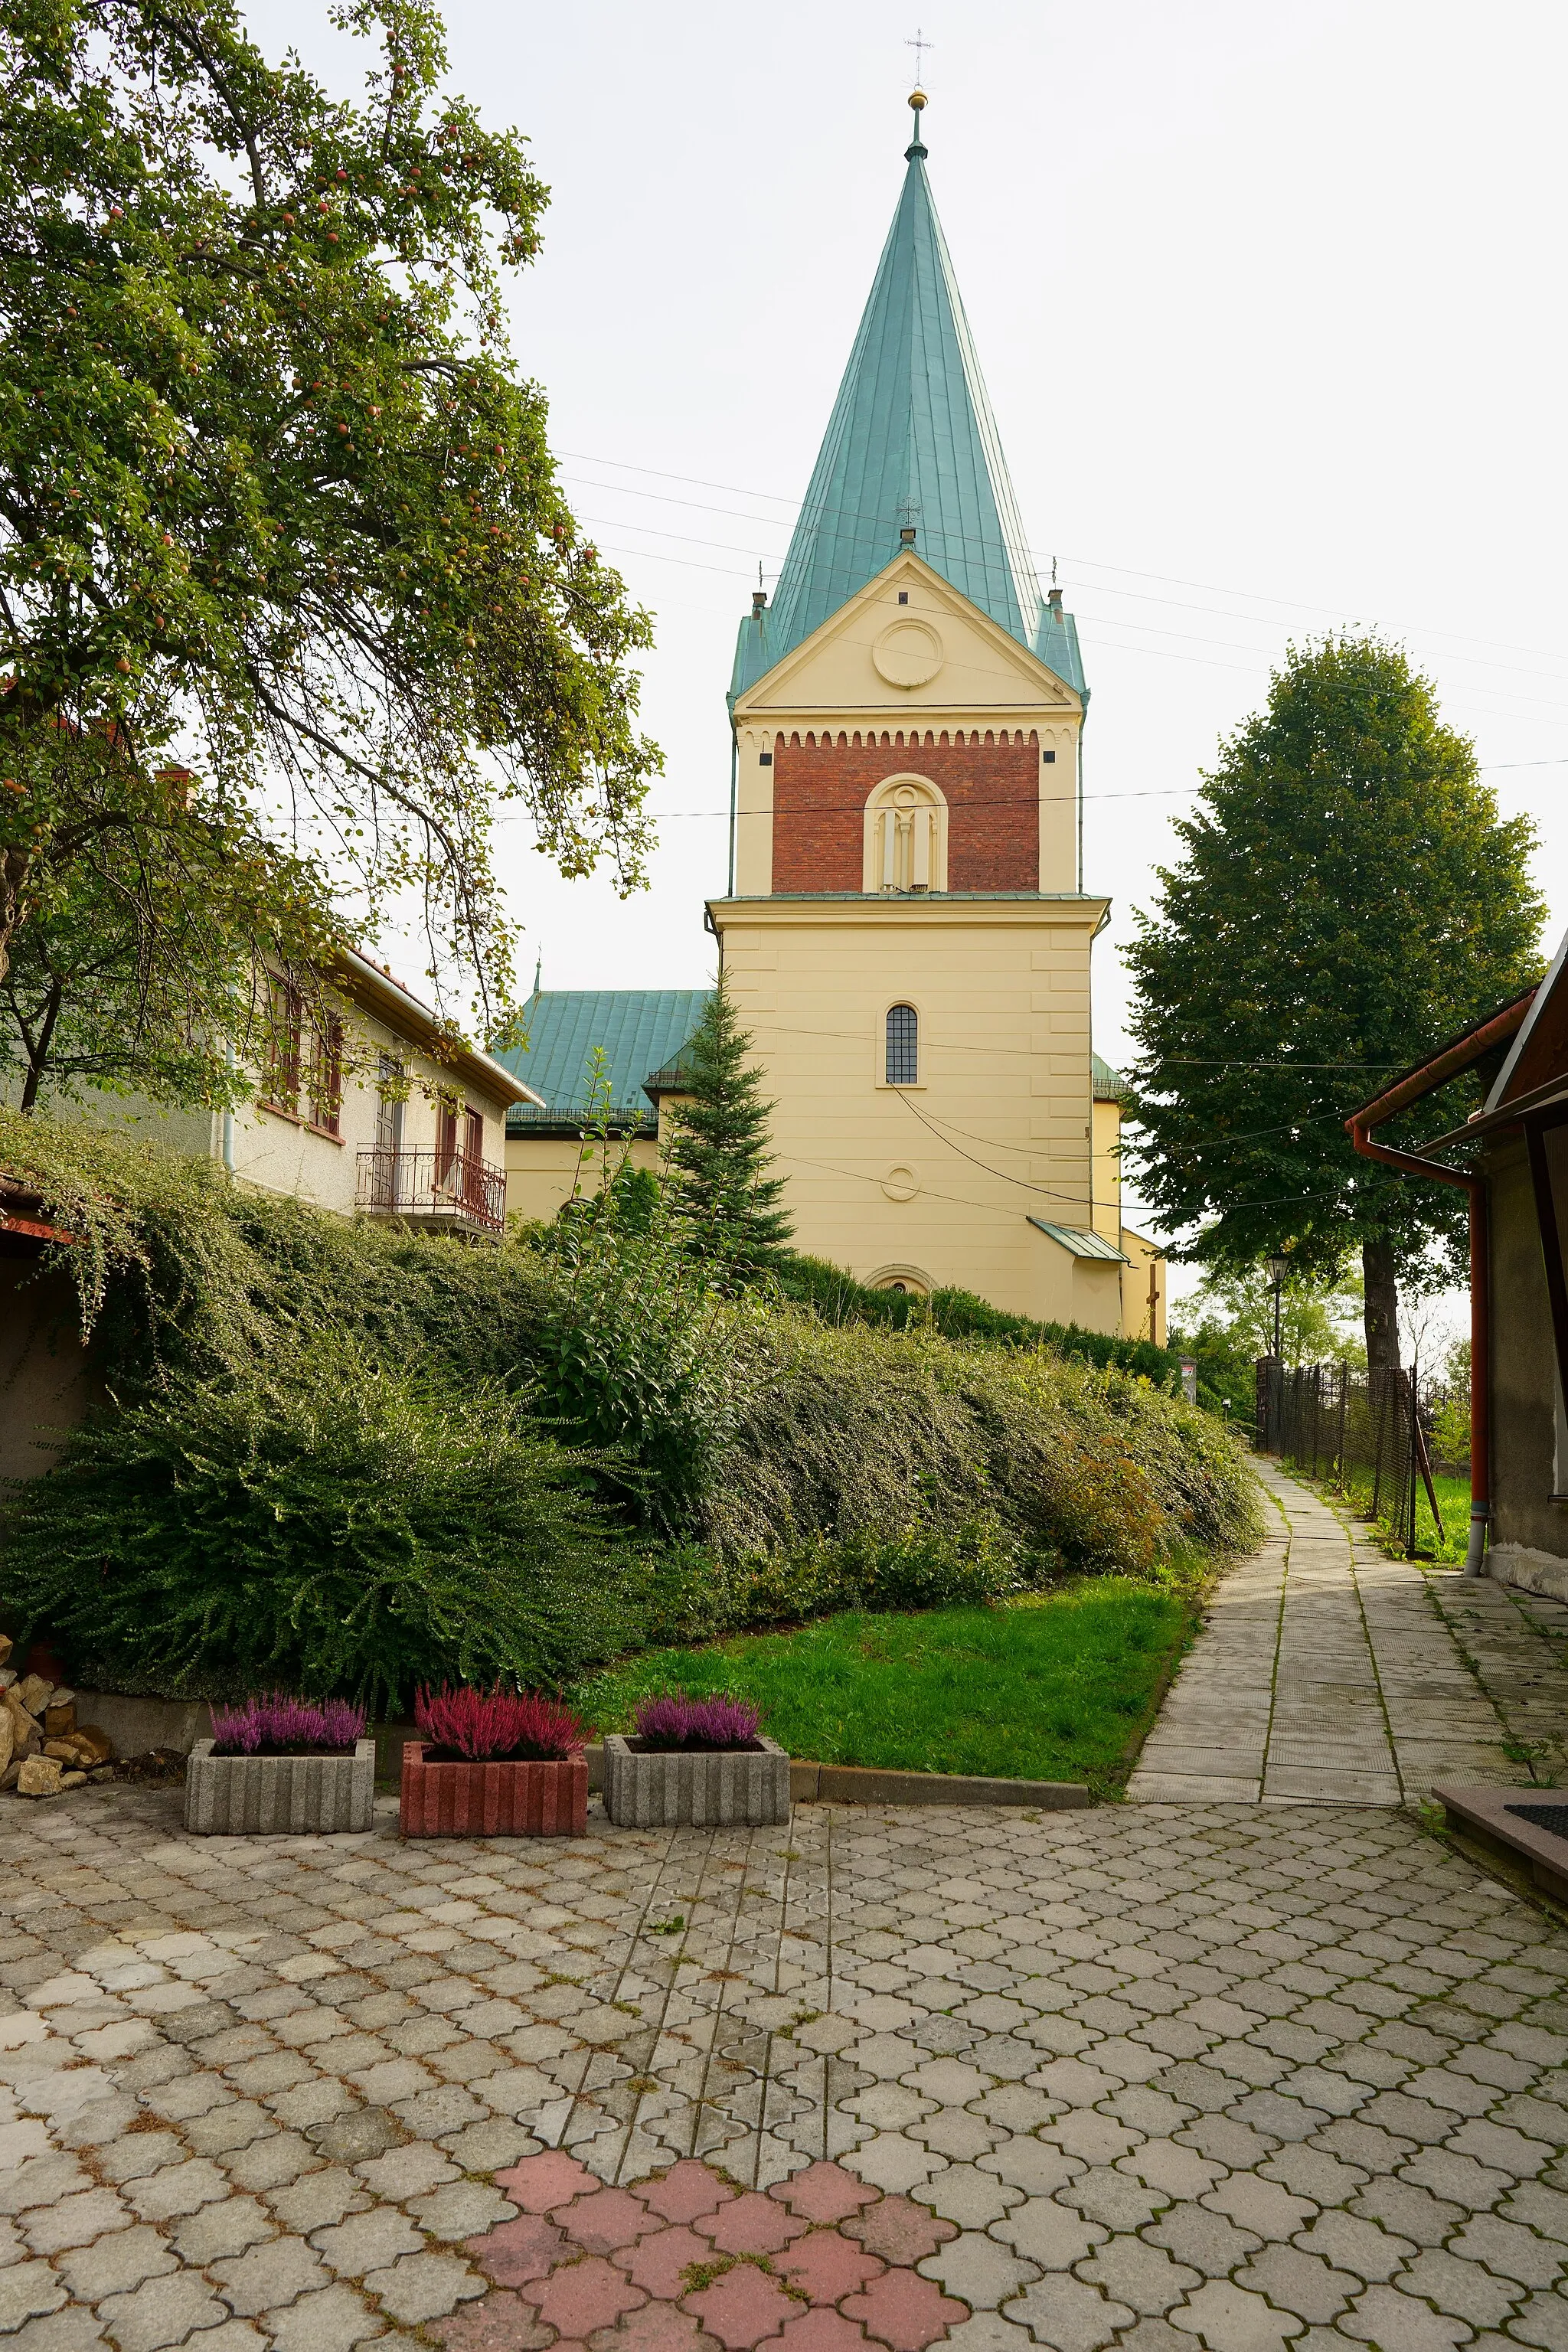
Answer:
759;752;773;767
436;1098;459;1190
375;1054;404;1154
886;1004;919;1086
265;975;302;1111
307;1014;343;1135
1042;750;1057;765
897;591;910;605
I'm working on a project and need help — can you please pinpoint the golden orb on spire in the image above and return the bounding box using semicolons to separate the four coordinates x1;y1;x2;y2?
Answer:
909;87;927;109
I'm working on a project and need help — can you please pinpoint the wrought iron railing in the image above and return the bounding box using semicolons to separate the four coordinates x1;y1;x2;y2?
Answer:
356;1146;506;1236
1256;1358;1446;1556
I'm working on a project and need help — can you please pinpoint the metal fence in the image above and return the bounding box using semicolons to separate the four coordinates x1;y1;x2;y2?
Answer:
1255;1359;1446;1557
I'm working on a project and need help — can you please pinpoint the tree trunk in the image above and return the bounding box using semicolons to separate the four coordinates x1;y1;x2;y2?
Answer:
18;978;64;1113
1363;1234;1401;1372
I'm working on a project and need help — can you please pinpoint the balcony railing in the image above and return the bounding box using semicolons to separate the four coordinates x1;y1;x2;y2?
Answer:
356;1146;507;1236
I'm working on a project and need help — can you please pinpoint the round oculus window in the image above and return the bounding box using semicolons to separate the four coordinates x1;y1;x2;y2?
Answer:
881;1163;920;1202
872;618;943;688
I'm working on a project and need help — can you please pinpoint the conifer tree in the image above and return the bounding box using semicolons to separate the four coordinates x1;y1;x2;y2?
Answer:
1125;635;1543;1371
668;978;792;1271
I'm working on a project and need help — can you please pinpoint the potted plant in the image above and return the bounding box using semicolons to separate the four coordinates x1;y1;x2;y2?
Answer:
186;1696;375;1834
603;1694;789;1828
400;1687;589;1838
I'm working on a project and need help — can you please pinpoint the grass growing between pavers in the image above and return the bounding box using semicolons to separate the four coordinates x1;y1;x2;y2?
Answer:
571;1579;1197;1792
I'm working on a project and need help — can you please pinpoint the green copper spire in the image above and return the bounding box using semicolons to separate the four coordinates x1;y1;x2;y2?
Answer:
732;93;1083;704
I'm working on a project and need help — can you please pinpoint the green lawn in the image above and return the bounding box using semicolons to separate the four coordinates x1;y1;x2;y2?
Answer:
571;1581;1196;1795
1325;1466;1471;1563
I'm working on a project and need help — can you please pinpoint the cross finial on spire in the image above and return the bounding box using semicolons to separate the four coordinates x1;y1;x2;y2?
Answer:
905;29;931;156
906;26;933;80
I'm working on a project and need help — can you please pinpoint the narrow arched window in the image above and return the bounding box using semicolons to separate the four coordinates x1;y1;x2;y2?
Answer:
886;1003;919;1086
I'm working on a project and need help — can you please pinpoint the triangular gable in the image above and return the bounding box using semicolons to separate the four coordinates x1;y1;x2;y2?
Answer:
732;551;1081;722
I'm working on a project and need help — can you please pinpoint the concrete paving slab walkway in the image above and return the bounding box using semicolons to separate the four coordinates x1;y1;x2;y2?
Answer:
1129;1462;1568;1808
5;1785;1568;2352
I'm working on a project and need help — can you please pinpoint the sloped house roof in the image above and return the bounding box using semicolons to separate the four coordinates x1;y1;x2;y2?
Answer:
495;991;712;1137
730;105;1085;707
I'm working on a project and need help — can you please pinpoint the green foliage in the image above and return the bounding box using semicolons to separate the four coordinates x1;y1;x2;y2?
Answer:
1179;1263;1366;1370
0;0;660;1047
634;1518;1023;1648
1429;1336;1471;1468
573;1583;1196;1792
1125;635;1544;1299
667;976;792;1271
777;1251;1183;1380
0;1114;1263;1700
0;1344;639;1710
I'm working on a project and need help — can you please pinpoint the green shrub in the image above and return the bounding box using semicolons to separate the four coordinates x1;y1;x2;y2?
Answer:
776;1252;1184;1382
637;1517;1021;1647
0;1344;642;1708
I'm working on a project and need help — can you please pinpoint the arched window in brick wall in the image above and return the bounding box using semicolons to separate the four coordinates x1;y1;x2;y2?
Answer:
863;776;947;893
886;1003;919;1086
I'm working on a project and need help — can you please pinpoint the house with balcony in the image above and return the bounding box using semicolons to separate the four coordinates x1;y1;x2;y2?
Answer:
37;947;541;1240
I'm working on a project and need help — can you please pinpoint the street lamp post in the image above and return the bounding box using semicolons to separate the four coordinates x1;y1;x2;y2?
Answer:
1265;1253;1289;1360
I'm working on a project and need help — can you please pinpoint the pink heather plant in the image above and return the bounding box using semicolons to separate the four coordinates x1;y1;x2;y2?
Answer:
210;1694;366;1756
633;1694;763;1751
414;1685;588;1762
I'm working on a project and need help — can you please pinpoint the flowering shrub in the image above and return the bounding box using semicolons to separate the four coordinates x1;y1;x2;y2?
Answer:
210;1694;365;1756
415;1684;588;1762
633;1693;762;1751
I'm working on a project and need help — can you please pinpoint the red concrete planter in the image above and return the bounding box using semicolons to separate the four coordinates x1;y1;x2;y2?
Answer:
400;1740;587;1838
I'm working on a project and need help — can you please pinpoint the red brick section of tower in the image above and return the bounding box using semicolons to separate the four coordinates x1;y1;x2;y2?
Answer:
769;727;1042;892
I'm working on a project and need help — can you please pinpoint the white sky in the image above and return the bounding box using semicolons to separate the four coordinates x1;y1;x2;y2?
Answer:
256;0;1568;1312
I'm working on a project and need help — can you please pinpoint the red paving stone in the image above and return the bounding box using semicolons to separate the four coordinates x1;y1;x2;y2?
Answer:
459;2157;969;2352
622;2223;722;2301
498;2151;601;2213
777;2235;885;2306
760;2312;871;2352
466;2212;570;2286
700;2193;809;2258
838;2274;964;2352
636;2161;737;2226
588;2305;720;2352
524;2256;648;2336
560;2187;663;2256
683;2265;800;2350
842;2201;956;2269
431;2288;554;2352
769;2166;878;2226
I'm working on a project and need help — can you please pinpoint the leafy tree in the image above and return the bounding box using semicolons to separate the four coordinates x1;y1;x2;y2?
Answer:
1125;636;1544;1370
668;977;792;1272
0;0;659;1063
1177;1263;1366;1370
0;749;334;1110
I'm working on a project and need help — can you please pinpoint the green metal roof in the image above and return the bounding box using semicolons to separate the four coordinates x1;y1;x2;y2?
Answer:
731;107;1086;706
1093;1053;1129;1102
496;991;711;1133
1027;1217;1129;1263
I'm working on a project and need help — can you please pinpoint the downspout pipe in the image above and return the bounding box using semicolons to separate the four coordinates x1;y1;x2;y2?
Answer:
1346;1113;1489;1575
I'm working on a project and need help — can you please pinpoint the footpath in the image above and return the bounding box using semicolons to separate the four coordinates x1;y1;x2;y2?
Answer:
1129;1461;1568;1807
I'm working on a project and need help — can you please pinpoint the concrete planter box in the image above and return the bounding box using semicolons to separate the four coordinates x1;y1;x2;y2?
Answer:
400;1740;587;1838
603;1733;790;1828
185;1738;375;1834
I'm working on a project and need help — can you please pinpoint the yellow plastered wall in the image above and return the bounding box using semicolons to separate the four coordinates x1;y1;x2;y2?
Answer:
504;1133;662;1229
710;893;1119;1329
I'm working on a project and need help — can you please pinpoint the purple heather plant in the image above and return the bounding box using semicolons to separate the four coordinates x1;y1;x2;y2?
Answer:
632;1694;763;1752
210;1694;367;1757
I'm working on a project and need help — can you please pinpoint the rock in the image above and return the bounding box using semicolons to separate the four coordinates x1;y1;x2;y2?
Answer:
0;1713;11;1778
17;1756;64;1798
4;1690;40;1756
17;1675;54;1716
44;1740;78;1762
89;1765;115;1783
0;1633;11;1665
0;1762;18;1790
73;1725;113;1765
44;1697;76;1737
58;1771;87;1789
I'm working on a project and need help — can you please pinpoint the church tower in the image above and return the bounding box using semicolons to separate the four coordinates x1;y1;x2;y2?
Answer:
709;93;1161;1335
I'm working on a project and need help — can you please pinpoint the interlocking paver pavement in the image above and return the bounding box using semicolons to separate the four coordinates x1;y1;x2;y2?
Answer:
1129;1462;1568;1805
4;1779;1568;2349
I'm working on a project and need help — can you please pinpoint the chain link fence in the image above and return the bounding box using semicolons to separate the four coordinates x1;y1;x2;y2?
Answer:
1255;1360;1446;1557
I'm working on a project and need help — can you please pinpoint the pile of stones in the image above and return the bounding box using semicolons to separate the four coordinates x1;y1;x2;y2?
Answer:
0;1636;116;1797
